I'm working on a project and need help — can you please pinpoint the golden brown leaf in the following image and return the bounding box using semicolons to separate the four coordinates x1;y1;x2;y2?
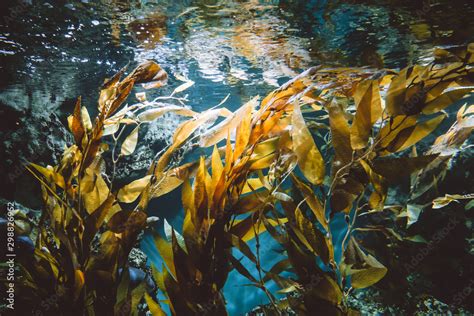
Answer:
68;97;85;146
117;175;152;203
234;102;253;159
144;293;166;316
422;86;474;114
81;163;110;214
291;103;325;185
121;125;139;156
327;99;352;166
199;97;257;147
350;80;382;149
344;238;387;289
138;106;196;122
383;114;445;154
294;207;330;264
291;174;328;231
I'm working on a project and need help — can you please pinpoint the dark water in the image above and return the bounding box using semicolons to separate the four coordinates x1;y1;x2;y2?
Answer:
1;0;474;314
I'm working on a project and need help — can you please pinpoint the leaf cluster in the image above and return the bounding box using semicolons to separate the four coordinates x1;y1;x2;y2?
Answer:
8;44;474;315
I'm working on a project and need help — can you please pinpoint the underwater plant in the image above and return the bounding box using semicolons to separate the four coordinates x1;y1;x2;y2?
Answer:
140;44;474;315
3;44;473;315
6;60;170;315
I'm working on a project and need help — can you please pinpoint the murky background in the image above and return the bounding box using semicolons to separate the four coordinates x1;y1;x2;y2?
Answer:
1;0;474;314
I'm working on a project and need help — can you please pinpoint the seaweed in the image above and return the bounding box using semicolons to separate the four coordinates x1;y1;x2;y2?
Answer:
4;44;474;315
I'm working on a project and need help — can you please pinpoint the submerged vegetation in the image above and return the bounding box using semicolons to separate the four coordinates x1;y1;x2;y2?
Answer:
3;44;474;315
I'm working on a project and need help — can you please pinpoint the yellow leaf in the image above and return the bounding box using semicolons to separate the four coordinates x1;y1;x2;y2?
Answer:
171;80;194;95
69;97;85;145
234;102;253;159
121;125;139;156
29;163;65;189
211;145;224;189
73;269;85;300
291;174;328;231
144;293;166;316
422;86;474;114
350;80;382;149
224;130;233;174
151;162;198;199
294;207;330;264
385;66;424;116
359;160;387;210
193;157;208;226
199;97;258;147
291;102;325;185
153;233;176;278
127;60;167;84
378;115;417;150
384;114;445;154
234;191;268;215
349;260;387;289
345;238;387;289
241;217;288;242
117;175;152;203
251;136;279;158
81;106;93;132
173;109;222;146
432;193;474;209
327;99;352;166
103;122;120;136
242;178;265;194
138;106;196;122
249;152;276;170
81;166;110;214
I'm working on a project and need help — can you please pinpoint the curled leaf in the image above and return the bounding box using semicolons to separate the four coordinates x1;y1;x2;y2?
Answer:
345;238;387;289
432;193;474;209
68;97;85;146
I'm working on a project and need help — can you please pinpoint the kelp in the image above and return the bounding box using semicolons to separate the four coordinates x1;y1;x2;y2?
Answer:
7;44;474;315
141;44;473;315
12;60;171;315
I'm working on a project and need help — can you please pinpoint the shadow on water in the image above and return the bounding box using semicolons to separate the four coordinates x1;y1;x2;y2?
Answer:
1;0;474;314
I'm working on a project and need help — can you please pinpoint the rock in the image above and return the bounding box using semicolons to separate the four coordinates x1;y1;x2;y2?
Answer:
128;247;147;270
414;296;471;315
347;288;404;315
113;112;191;181
0;104;72;208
